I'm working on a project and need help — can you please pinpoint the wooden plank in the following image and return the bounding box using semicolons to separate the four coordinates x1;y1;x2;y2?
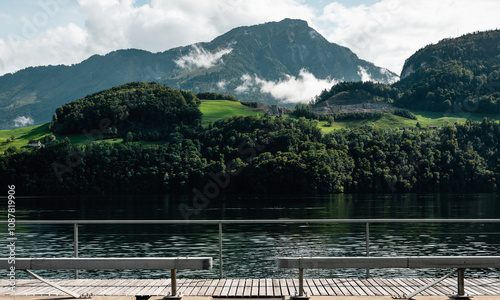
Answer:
236;278;246;296
304;279;318;296
137;279;169;296
363;278;391;296
175;279;189;295
213;279;226;297
286;278;297;296
341;278;362;296
203;279;219;296
227;279;238;297
323;278;343;296
196;279;212;296
435;278;457;295
23;283;58;296
242;279;253;297
126;279;151;296
258;279;266;297
473;278;500;294
463;279;484;296
354;279;376;296
278;279;288;296
272;279;281;296
181;279;196;296
334;278;354;296
221;278;232;297
313;279;329;296
114;279;143;295
371;278;404;296
361;278;384;295
102;278;132;295
265;278;273;297
412;278;442;296
391;278;416;296
191;279;206;296
75;279;102;295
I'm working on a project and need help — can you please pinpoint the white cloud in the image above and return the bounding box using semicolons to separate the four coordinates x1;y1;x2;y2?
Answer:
217;80;228;89
236;69;339;103
235;74;254;93
0;0;314;75
174;45;232;70
0;23;88;74
357;66;373;82
13;116;34;128
0;0;499;78
314;0;500;75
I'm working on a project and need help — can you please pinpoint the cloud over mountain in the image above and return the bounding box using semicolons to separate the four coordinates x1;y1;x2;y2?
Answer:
236;69;339;103
174;45;232;70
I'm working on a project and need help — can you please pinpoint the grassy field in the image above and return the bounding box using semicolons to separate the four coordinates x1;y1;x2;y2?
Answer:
200;100;264;125
1;101;499;153
0;123;51;151
0;123;125;153
318;110;500;133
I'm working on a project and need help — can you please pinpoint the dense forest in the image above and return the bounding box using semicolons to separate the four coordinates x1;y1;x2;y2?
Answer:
2;113;499;195
50;82;202;140
395;30;500;113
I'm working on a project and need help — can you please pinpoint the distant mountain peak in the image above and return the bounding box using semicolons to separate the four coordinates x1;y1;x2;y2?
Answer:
0;18;397;129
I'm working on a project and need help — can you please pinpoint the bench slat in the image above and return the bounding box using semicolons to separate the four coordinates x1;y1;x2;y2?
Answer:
277;256;500;269
408;256;500;269
277;257;408;269
0;257;212;270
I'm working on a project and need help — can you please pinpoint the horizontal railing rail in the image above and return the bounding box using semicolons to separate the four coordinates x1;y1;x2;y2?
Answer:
3;218;500;224
2;219;499;280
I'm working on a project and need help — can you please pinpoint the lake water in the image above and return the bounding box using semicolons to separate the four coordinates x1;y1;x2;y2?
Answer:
3;193;500;280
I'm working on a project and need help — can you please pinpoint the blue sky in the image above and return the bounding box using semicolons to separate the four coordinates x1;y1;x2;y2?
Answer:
0;0;499;77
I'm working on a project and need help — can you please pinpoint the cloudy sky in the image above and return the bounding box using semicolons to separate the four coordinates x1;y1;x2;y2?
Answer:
0;0;499;77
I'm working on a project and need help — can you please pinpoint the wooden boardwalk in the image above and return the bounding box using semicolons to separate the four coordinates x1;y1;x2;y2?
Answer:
1;278;500;297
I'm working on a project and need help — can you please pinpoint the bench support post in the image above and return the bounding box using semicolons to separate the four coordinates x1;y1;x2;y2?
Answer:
171;269;177;296
449;268;471;300
163;269;182;299
290;268;309;300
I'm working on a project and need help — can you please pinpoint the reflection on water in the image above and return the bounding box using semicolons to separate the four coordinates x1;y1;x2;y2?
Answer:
1;193;500;279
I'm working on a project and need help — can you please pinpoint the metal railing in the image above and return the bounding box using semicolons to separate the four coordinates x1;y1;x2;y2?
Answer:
2;218;500;279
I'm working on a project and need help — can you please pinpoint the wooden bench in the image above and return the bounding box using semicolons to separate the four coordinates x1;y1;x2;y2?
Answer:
277;256;500;300
1;257;212;299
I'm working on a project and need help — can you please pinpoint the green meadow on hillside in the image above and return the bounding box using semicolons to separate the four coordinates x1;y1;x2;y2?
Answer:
1;100;499;153
199;100;264;125
319;110;500;133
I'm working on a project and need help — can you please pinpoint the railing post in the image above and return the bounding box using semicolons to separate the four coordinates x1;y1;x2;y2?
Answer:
74;223;78;279
218;222;223;279
365;222;370;278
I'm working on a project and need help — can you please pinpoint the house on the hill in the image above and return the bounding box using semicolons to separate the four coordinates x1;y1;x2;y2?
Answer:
427;125;439;130
28;140;42;147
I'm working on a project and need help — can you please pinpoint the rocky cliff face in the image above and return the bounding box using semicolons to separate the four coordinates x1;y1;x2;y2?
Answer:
263;105;295;116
